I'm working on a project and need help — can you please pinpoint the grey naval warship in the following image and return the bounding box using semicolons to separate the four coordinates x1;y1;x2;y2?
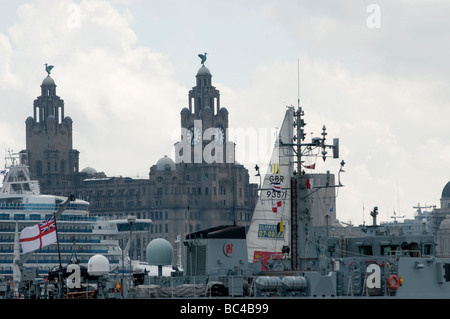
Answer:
3;104;450;303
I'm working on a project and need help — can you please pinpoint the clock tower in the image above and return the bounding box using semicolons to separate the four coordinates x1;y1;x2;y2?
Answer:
177;64;233;164
24;68;80;191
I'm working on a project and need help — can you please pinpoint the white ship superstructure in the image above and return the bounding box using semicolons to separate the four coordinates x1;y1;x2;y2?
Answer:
0;153;143;279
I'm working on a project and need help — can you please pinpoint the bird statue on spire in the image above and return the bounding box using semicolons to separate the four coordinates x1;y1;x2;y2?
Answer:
45;63;54;76
198;53;207;65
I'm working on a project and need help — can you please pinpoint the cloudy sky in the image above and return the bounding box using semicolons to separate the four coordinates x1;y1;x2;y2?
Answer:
0;0;449;225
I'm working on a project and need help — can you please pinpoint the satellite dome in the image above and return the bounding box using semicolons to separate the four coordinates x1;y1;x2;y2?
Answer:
146;238;173;266
156;155;175;171
87;254;110;276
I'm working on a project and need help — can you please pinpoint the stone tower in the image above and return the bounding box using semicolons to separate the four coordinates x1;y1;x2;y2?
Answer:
176;65;234;165
25;71;80;190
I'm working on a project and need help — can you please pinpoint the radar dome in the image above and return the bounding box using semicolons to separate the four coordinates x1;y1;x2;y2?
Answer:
146;238;173;266
87;254;110;276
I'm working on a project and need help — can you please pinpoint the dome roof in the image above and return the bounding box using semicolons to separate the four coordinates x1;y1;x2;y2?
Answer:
81;166;97;174
156;155;175;171
442;181;450;198
41;75;56;86
63;116;73;123
197;65;211;76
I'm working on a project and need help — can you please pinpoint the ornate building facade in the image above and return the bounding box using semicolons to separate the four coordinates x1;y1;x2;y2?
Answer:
24;74;81;188
22;64;258;262
22;62;344;263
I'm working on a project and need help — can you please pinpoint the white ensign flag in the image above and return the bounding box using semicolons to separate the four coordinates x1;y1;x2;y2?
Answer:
20;217;57;254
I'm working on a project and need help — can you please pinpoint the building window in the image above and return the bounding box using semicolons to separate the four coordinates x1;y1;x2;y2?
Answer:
37;161;42;176
60;160;65;174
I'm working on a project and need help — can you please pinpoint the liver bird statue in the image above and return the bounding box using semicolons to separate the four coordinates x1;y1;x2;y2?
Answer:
45;63;54;76
198;53;207;65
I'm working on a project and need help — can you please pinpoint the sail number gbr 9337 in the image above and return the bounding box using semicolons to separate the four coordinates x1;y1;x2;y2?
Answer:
263;175;287;200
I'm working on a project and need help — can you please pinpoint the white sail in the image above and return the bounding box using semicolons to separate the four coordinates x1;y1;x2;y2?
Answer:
247;107;294;265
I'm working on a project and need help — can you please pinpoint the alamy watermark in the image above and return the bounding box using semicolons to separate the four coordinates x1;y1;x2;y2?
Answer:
172;120;277;165
67;4;81;29
366;4;381;29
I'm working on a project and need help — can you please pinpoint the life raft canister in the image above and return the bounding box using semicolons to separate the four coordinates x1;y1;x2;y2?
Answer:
388;275;400;290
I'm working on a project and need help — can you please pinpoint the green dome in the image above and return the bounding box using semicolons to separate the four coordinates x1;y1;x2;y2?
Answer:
146;238;173;266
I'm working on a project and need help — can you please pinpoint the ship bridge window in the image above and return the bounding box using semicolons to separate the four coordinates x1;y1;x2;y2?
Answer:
381;245;399;256
401;242;420;257
423;243;434;256
359;245;373;256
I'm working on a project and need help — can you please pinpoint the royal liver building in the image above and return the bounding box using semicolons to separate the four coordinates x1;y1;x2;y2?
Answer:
22;61;258;262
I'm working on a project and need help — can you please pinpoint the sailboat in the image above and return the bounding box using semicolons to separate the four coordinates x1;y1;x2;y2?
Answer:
246;106;295;268
247;104;342;271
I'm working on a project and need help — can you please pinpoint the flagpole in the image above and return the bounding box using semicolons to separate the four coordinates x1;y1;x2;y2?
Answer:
52;194;75;298
53;212;63;272
53;212;64;298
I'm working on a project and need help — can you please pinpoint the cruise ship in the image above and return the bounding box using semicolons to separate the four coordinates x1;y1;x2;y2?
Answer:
0;152;150;281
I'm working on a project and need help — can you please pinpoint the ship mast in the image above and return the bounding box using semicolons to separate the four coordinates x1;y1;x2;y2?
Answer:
283;105;342;270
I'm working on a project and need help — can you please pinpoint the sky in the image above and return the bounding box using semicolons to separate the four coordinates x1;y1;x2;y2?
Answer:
0;0;449;225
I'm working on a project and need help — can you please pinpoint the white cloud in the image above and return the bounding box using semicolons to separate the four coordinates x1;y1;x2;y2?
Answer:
1;0;449;226
2;0;186;177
